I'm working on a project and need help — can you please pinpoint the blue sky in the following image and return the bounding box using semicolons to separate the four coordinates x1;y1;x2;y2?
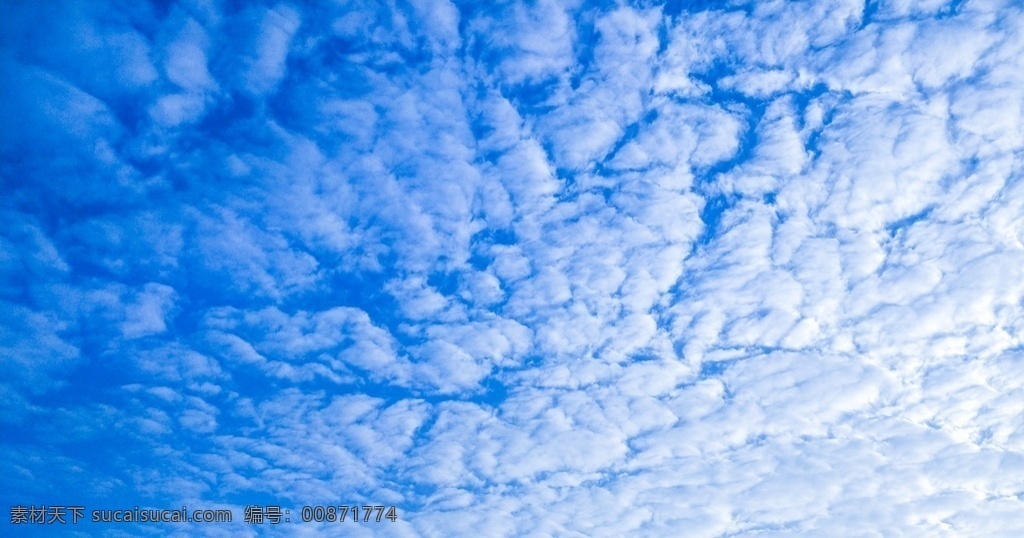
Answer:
2;0;1024;536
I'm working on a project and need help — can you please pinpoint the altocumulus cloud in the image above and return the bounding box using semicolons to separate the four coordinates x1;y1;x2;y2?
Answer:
2;0;1024;536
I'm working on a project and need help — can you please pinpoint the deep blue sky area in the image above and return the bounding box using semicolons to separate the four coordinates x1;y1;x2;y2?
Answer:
3;0;1024;536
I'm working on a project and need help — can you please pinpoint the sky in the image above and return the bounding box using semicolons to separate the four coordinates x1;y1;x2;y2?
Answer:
1;0;1024;536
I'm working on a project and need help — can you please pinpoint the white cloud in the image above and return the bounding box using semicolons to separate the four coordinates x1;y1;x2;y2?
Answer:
244;5;301;95
6;1;1024;536
121;282;178;338
469;0;579;86
164;17;216;93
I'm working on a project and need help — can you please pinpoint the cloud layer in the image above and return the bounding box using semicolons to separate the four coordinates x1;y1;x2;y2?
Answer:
2;0;1023;536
